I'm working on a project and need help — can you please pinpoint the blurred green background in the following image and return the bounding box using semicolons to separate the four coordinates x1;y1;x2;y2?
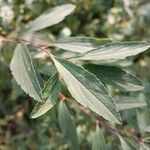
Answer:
0;0;150;149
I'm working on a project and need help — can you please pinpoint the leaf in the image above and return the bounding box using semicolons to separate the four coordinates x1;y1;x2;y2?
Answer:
10;44;42;102
51;55;121;124
92;126;107;150
136;109;147;134
118;135;131;150
58;101;78;150
117;100;147;110
30;100;54;119
30;75;61;118
116;95;147;110
53;37;111;53
22;32;52;48
28;4;76;32
84;64;144;91
76;42;150;60
42;74;58;100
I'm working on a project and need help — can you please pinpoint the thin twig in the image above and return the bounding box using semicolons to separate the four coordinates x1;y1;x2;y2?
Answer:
1;36;52;59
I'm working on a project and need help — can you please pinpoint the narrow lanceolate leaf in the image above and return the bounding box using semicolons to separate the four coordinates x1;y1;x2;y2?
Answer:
117;100;147;110
118;135;131;150
10;44;42;101
92;127;107;150
58;101;78;150
51;56;121;124
53;37;111;53
30;100;54;119
28;4;76;32
30;75;61;118
116;94;147;111
77;42;150;60
84;65;144;91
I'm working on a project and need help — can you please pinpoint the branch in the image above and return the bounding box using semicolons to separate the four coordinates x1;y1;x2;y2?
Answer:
1;35;143;144
0;36;52;59
59;92;141;143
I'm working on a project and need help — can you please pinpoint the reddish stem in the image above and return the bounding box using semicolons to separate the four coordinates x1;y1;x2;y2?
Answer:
1;36;52;59
59;93;66;102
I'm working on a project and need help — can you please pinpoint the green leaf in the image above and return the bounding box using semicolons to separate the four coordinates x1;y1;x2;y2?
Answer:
118;135;131;150
10;44;42;102
53;37;111;53
92;126;107;150
77;42;150;60
42;74;58;100
28;4;76;32
51;55;121;124
30;100;54;119
84;65;144;91
30;75;61;118
58;101;78;150
116;95;147;110
136;109;147;134
117;100;147;110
